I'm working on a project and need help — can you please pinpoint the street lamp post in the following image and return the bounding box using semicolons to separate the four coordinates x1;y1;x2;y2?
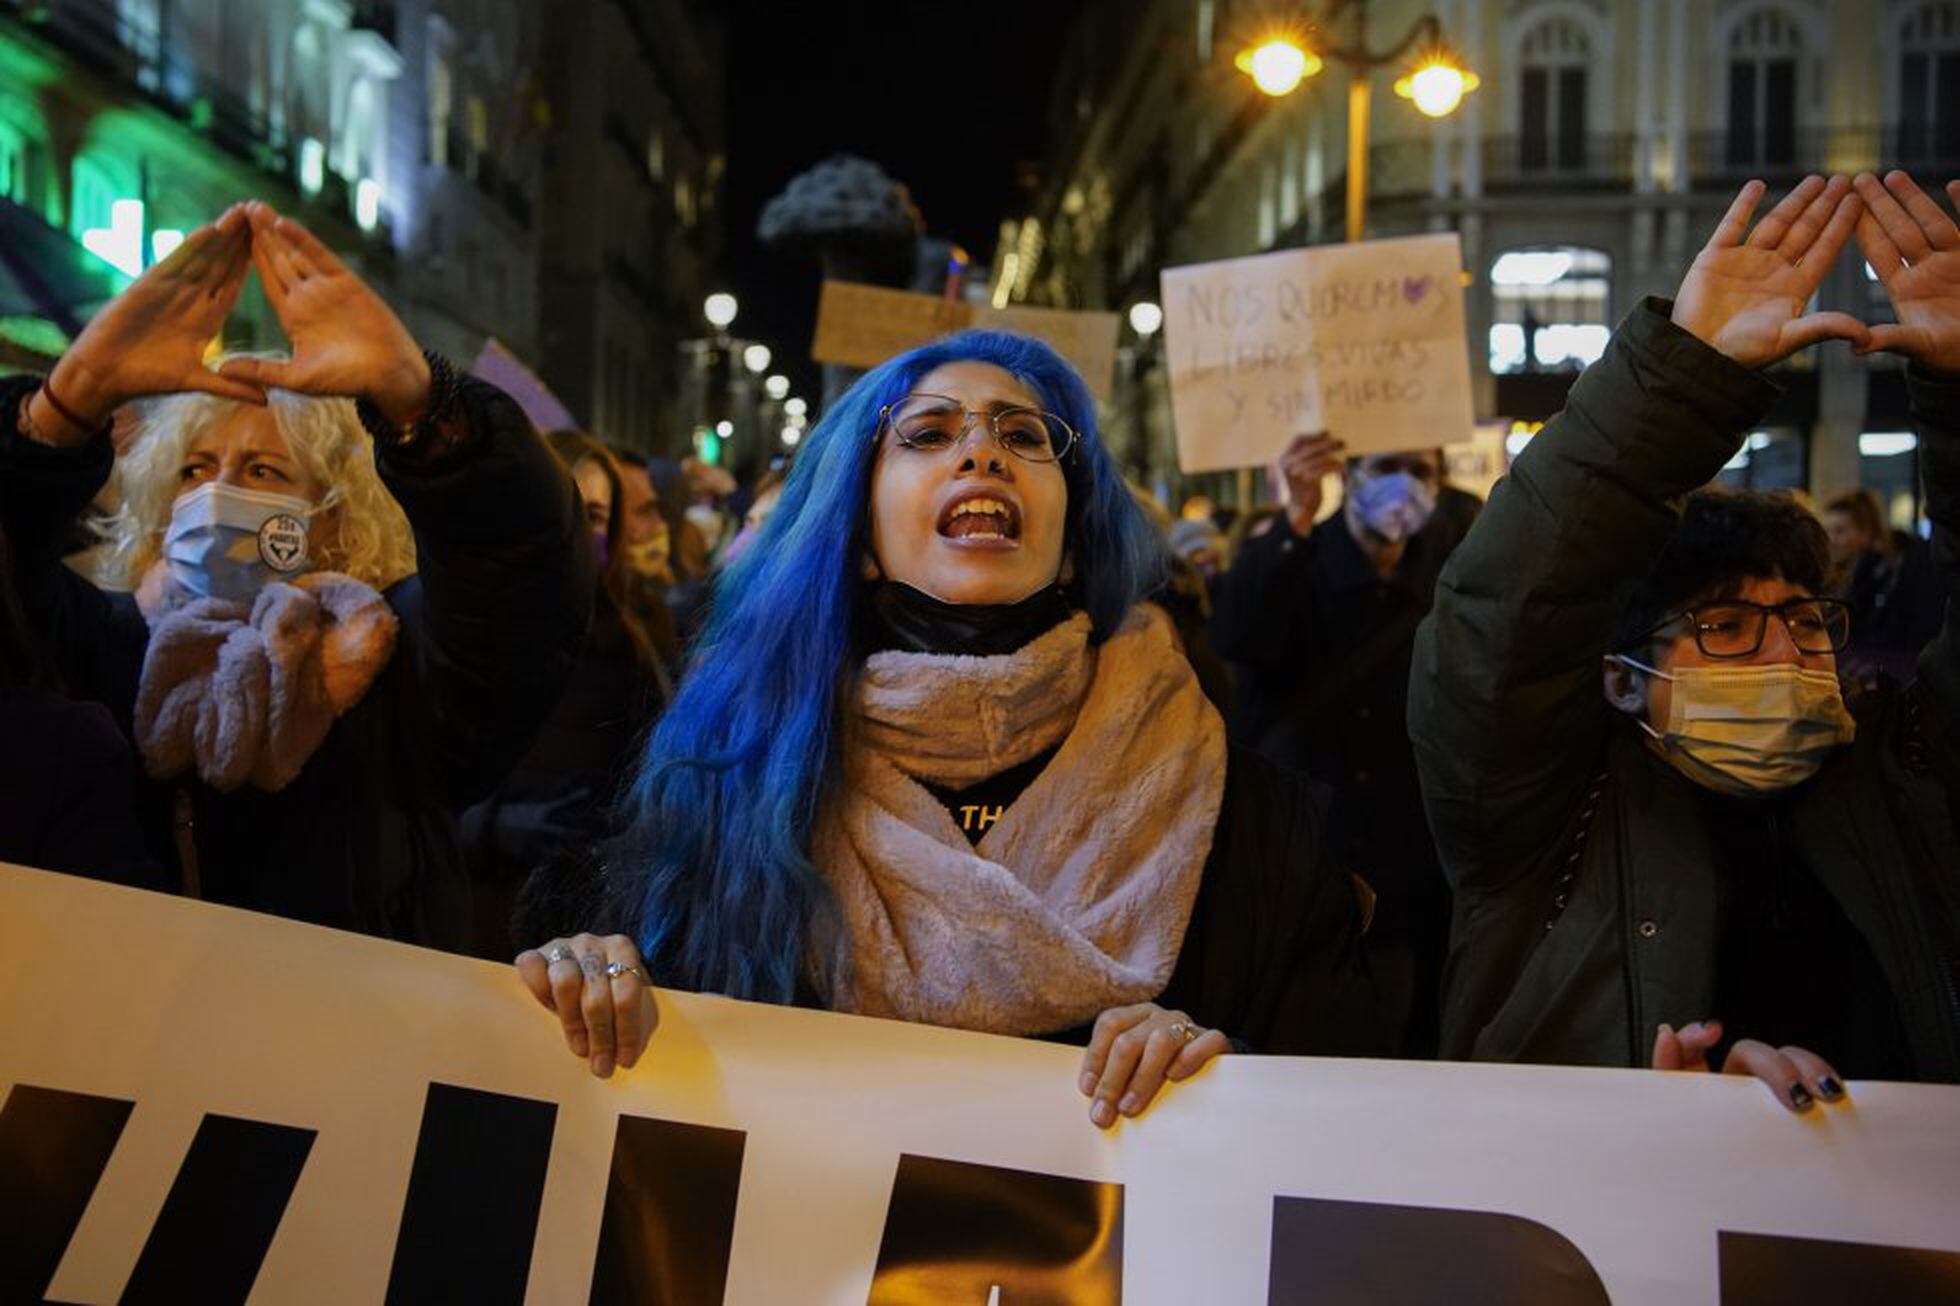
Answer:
1236;0;1479;242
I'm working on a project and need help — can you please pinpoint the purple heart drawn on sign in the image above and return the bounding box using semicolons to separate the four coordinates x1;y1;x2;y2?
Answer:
1402;275;1433;305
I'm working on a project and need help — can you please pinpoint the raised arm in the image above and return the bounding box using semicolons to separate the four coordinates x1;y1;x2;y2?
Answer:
215;204;593;807
1852;173;1960;736
1409;177;1867;896
1211;433;1343;670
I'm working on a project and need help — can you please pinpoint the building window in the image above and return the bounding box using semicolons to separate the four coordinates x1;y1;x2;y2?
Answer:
1487;247;1611;374
1726;7;1801;169
1898;3;1960;168
1717;429;1806;492
0;118;27;206
1279;132;1300;228
428;52;452;165
1257;160;1277;248
1519;17;1589;171
464;95;488;181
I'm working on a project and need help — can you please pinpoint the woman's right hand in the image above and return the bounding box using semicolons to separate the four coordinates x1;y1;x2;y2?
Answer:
515;933;658;1078
1270;432;1346;537
36;205;264;442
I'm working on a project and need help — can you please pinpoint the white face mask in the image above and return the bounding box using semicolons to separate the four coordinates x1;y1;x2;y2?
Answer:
164;481;314;603
1614;656;1856;797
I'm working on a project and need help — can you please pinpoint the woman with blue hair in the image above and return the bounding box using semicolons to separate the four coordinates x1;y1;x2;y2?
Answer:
517;330;1369;1126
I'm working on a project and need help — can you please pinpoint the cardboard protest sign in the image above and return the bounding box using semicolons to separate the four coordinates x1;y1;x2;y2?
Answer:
811;280;1120;401
1162;233;1475;471
1443;420;1512;500
3;863;1958;1304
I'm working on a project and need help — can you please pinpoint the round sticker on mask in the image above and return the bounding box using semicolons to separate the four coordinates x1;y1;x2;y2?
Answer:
257;514;309;574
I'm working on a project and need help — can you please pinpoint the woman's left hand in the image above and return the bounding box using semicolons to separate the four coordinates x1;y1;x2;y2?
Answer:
1079;1003;1231;1129
217;201;432;425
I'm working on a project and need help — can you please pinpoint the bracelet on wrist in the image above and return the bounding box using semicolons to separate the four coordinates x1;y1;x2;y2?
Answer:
356;350;459;450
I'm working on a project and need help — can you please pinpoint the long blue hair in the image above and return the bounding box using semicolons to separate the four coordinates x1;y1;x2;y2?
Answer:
610;329;1166;1002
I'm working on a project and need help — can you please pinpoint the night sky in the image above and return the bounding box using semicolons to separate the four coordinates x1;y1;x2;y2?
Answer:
716;0;1091;401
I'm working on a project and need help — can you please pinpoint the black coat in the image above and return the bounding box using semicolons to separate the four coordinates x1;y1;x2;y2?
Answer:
1212;510;1463;945
0;376;592;950
0;686;158;885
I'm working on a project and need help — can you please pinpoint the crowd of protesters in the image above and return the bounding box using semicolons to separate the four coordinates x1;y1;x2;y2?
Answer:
5;171;1959;1126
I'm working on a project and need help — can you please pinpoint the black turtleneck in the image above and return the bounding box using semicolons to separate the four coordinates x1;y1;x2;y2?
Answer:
862;581;1075;657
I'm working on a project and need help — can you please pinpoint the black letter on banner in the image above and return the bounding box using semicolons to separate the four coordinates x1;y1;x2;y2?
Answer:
589;1114;747;1305
121;1114;316;1305
1718;1230;1960;1304
1266;1196;1608;1304
0;1083;134;1302
867;1154;1122;1305
386;1083;557;1305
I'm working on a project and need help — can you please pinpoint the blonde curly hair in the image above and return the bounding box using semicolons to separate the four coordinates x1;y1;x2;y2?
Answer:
94;354;417;592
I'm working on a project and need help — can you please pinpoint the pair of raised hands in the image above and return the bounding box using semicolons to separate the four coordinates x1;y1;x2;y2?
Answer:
34;201;430;445
1672;170;1960;373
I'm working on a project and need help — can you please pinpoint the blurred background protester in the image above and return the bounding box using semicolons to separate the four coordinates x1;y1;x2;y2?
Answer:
1823;487;1945;687
647;454;715;642
0;519;157;884
1212;434;1479;1057
459;430;673;959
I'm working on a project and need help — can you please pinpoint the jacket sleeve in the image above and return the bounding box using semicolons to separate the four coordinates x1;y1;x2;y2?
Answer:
1910;365;1960;743
0;378;146;721
1407;299;1778;897
378;376;595;809
1210;517;1318;670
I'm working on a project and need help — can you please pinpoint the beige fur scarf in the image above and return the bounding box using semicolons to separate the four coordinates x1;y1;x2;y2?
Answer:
812;604;1227;1035
134;566;399;793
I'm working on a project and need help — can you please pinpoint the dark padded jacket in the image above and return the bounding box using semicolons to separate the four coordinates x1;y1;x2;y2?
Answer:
0;375;592;949
1409;301;1960;1079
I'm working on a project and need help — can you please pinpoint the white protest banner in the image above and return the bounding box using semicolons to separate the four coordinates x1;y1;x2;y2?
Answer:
1162;234;1475;471
811;280;1121;401
3;862;1958;1305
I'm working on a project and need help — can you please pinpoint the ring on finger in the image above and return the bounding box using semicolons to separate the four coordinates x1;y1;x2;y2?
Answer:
579;953;606;977
544;947;576;965
1167;1021;1203;1045
604;961;648;985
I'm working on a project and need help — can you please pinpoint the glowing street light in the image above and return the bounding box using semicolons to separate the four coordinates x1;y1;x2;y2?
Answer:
704;292;738;330
1395;53;1480;119
1235;37;1321;97
1229;8;1478;242
781;425;802;448
764;373;790;400
715;419;734;438
742;343;772;374
783;396;808;419
1128;301;1164;337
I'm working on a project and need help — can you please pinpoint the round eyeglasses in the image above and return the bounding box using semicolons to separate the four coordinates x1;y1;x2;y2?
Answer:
1656;599;1853;659
877;393;1078;464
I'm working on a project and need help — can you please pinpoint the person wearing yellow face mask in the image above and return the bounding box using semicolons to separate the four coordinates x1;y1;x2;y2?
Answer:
1411;172;1960;1110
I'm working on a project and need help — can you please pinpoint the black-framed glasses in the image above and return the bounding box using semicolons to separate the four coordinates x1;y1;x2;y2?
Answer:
877;392;1078;464
1654;599;1853;659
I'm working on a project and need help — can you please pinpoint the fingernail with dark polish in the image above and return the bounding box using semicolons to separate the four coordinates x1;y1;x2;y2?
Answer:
1788;1084;1813;1111
1818;1077;1844;1100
